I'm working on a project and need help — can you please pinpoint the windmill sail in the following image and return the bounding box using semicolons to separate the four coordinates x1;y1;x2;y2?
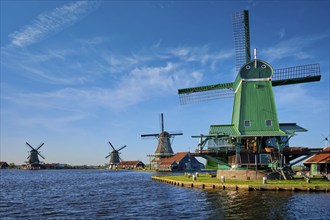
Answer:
105;152;113;159
272;63;321;86
37;152;45;159
25;142;45;165
233;10;251;71
178;10;321;105
178;10;251;105
36;143;44;150
117;145;127;152
178;82;234;104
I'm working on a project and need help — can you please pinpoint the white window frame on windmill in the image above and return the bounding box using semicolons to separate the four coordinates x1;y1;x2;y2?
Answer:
265;119;273;127
244;120;251;127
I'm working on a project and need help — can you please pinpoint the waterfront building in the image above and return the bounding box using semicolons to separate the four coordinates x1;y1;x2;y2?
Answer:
304;147;330;176
157;152;204;172
117;160;145;169
0;162;9;169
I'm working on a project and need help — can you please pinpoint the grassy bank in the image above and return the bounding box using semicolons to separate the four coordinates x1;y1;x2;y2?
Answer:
156;174;330;188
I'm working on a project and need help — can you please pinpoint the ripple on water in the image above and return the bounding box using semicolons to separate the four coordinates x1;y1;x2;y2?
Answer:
1;170;329;219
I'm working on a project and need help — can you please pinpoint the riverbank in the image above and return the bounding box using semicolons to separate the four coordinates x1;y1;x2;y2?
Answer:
152;174;330;192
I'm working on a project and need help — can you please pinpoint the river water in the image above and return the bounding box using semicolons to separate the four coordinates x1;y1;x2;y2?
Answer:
1;169;329;219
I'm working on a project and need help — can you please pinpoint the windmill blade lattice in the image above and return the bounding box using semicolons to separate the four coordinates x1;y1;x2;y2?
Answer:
272;64;321;86
233;10;251;71
141;133;160;139
36;143;44;150
26;142;35;150
178;82;234;105
105;152;113;159
168;131;183;136
179;88;234;105
108;141;116;151
38;152;45;160
117;145;127;152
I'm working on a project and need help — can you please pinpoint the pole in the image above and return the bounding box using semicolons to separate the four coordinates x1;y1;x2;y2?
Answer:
255;154;258;178
161;113;164;132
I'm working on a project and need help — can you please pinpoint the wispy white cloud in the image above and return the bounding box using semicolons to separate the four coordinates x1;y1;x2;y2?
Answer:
1;47;93;85
21;65;89;85
3;33;241;128
262;35;327;63
9;1;100;47
165;46;234;68
3;62;203;112
102;53;152;74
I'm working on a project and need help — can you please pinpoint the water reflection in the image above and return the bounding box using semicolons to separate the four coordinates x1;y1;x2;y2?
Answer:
205;190;330;219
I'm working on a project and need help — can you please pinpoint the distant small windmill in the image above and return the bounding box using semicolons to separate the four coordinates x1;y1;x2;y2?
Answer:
26;142;45;168
321;134;330;148
141;113;182;169
105;141;127;169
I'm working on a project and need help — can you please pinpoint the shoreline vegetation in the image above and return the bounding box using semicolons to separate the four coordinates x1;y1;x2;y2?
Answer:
152;174;330;192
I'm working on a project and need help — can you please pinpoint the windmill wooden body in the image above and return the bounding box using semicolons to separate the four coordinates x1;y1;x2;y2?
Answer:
178;11;321;179
26;142;45;169
105;141;127;169
141;113;182;170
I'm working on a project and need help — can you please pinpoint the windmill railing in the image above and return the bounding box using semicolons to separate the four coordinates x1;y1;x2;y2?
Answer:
147;153;174;157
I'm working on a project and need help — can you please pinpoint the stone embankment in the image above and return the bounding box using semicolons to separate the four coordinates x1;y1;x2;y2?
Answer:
151;176;330;192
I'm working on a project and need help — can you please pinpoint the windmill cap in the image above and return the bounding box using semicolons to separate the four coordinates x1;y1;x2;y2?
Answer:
159;131;170;137
239;59;274;79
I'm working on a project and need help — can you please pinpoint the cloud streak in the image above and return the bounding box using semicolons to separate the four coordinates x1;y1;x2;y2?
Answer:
9;1;100;47
261;35;327;63
164;46;234;70
2;62;203;112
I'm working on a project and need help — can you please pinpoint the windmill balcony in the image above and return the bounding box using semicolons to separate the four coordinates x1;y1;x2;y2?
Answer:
148;153;174;157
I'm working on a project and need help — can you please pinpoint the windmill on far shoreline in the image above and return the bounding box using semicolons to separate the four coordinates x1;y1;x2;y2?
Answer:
141;113;183;170
26;142;45;169
105;141;127;169
321;134;330;148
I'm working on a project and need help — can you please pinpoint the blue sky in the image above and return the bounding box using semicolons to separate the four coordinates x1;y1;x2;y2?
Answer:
1;0;329;165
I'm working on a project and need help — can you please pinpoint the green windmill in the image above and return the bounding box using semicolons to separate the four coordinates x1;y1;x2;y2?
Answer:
178;11;321;178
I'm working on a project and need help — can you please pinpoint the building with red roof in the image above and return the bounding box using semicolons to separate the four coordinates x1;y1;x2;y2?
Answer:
117;160;145;169
157;152;204;171
304;147;330;176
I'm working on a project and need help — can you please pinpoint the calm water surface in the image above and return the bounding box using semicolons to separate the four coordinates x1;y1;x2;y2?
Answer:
1;169;329;219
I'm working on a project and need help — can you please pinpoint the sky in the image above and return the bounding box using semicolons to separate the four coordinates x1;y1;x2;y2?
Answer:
1;0;329;166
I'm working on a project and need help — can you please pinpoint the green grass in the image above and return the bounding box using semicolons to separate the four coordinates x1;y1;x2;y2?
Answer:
159;174;330;187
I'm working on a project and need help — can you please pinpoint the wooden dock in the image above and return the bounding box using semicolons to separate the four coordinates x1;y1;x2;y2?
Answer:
151;176;330;192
